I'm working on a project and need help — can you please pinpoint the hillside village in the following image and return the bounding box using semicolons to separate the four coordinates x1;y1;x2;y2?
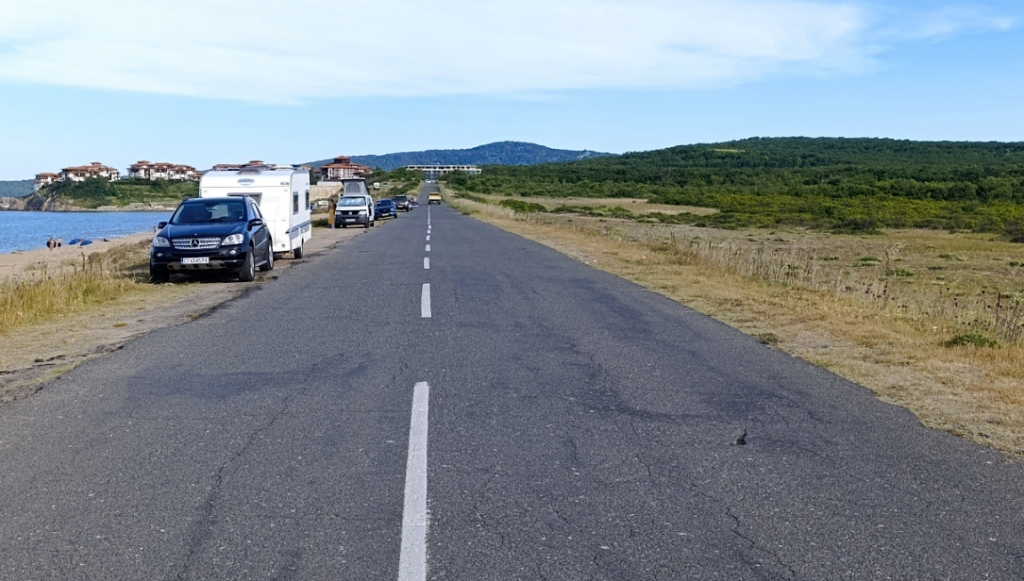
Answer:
31;155;377;193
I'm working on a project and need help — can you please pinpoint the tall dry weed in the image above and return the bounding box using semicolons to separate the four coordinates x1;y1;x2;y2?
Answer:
0;241;153;335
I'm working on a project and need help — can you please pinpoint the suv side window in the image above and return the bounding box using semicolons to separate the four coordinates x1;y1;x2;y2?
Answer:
250;199;263;220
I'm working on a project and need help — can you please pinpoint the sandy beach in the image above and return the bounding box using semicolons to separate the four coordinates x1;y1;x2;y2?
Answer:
0;232;154;279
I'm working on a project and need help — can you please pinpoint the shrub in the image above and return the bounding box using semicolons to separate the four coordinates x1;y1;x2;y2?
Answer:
498;199;546;213
944;333;999;348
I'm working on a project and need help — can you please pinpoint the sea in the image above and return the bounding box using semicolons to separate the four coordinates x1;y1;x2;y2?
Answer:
0;211;171;254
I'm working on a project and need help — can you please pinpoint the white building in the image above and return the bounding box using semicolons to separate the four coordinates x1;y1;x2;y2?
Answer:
33;173;60;192
405;164;482;177
129;161;199;181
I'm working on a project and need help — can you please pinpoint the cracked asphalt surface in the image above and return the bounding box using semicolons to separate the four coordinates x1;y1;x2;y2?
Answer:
1;185;1024;580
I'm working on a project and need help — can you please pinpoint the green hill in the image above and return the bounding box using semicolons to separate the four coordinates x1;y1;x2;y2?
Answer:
448;137;1024;236
306;141;614;171
0;180;33;198
31;178;197;210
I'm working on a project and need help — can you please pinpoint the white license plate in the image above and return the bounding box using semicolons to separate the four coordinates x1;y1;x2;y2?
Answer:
345;218;356;223
181;257;209;265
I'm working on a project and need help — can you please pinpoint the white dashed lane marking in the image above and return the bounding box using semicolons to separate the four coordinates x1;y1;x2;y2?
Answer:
398;382;430;581
424;257;430;270
421;284;431;318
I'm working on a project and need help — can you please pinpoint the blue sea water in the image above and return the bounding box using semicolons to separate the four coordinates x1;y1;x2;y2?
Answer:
0;211;171;254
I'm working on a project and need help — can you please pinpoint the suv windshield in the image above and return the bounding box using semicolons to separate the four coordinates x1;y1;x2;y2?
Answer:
339;197;366;207
172;201;246;224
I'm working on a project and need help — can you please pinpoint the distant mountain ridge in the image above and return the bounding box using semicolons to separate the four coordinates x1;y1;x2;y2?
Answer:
0;180;34;198
305;141;615;171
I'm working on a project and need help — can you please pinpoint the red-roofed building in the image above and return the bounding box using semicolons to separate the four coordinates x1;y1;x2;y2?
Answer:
59;162;120;183
33;173;60;192
319;156;372;181
128;161;199;181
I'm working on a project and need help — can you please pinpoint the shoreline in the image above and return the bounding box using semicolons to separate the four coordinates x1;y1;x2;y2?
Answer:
0;232;155;279
0;207;174;212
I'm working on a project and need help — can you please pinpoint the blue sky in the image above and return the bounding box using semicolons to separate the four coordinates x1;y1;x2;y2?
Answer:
0;0;1022;180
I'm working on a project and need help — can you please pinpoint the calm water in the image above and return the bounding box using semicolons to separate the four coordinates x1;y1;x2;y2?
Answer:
0;211;171;254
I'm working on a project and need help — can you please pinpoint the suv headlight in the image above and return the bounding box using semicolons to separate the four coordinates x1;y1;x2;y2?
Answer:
358;209;367;215
222;233;244;246
152;236;170;248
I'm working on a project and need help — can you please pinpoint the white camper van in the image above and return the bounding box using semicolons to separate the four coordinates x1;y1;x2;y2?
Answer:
333;179;375;228
199;164;312;258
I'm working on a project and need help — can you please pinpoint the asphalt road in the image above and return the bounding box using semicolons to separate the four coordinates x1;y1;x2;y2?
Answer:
1;184;1024;580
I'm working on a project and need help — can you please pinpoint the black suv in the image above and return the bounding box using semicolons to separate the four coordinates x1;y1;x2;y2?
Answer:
150;196;273;283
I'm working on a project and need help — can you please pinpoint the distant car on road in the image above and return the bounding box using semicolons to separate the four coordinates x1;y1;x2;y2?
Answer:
150;196;273;283
393;195;412;212
428;190;442;205
374;199;398;219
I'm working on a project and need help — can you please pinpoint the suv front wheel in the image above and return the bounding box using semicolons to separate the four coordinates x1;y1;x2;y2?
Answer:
259;241;274;272
150;264;168;284
238;247;256;282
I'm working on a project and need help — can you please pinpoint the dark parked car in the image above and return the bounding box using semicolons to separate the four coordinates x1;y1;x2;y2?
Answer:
150;196;273;283
374;199;398;219
393;194;412;211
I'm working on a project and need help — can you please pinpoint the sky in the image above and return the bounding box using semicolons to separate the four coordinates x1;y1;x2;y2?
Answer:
0;0;1022;180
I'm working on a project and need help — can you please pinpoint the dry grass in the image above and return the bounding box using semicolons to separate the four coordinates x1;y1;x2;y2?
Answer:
445;189;1024;457
0;241;160;335
462;191;717;216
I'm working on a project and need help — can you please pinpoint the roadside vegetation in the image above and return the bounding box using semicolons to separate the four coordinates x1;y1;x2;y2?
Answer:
0;241;159;334
442;183;1024;457
448;137;1024;236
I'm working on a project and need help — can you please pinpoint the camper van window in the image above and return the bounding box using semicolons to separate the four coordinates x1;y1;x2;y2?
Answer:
339;197;365;206
293;192;299;214
305;190;310;208
230;193;261;206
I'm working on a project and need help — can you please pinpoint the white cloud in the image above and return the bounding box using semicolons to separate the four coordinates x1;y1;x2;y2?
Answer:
0;0;1011;103
864;2;1015;44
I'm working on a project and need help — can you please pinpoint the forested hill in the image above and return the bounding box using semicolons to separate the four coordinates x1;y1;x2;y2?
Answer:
306;141;614;171
473;137;1024;187
450;137;1024;234
0;180;34;198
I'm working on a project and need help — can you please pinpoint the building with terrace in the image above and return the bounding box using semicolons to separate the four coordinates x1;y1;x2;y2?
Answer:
59;162;120;183
405;164;481;178
33;173;60;192
319;156;372;181
128;161;199;181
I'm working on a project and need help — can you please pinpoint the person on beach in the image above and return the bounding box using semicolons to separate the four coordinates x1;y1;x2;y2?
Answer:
328;199;337;229
57;237;62;248
46;237;55;251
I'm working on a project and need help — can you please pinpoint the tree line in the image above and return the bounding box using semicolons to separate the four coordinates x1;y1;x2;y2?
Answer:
445;137;1024;236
